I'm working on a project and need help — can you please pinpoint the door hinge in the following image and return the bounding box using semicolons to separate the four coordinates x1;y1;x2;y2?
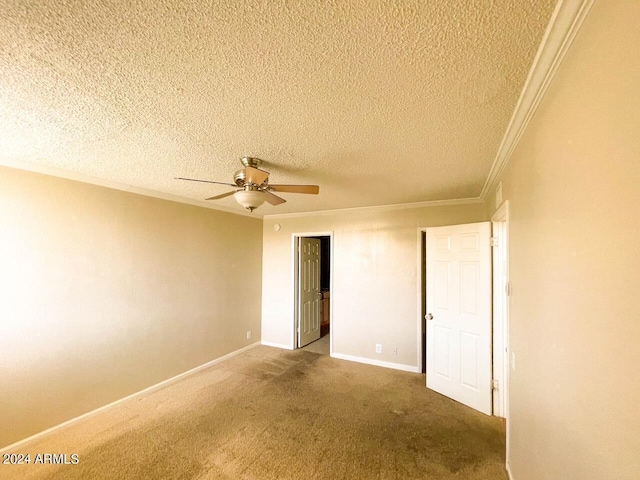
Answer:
491;379;499;390
505;281;511;296
490;236;498;247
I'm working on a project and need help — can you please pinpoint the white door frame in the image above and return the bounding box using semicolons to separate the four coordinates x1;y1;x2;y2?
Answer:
492;201;510;418
491;201;510;458
292;232;334;354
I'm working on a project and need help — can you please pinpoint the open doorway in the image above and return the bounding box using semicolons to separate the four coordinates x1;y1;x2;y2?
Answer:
293;233;332;355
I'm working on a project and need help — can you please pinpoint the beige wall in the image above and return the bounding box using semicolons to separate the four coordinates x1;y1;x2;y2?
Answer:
0;166;262;448
262;203;486;369
487;1;640;478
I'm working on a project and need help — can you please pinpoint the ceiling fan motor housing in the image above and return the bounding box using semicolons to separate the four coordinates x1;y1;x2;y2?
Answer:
240;157;262;169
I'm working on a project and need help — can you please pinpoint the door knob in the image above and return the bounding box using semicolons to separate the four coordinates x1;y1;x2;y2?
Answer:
426;313;434;321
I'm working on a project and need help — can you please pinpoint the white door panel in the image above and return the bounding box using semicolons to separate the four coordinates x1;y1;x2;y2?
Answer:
298;238;321;347
426;222;492;415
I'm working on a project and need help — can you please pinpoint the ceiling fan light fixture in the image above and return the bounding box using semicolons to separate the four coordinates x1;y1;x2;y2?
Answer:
234;190;265;212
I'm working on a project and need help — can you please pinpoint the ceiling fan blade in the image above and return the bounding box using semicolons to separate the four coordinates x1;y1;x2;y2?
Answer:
245;166;270;185
175;177;236;187
263;190;286;206
269;184;319;195
205;190;237;200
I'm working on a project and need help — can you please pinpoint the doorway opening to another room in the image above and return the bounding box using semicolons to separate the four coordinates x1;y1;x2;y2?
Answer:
293;233;332;355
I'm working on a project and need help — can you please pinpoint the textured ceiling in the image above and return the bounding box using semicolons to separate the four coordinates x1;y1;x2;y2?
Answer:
0;0;556;215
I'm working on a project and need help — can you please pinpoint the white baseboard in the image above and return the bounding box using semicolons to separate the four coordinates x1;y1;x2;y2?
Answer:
261;341;294;350
0;341;261;453
506;461;514;480
331;352;421;373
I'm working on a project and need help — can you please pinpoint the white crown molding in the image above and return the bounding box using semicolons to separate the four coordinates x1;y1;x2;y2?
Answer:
0;158;257;218
264;196;483;220
480;0;595;201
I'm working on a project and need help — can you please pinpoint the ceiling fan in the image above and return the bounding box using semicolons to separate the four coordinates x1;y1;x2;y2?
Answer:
176;157;319;212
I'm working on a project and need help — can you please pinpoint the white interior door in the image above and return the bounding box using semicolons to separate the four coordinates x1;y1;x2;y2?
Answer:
426;222;492;415
298;237;321;348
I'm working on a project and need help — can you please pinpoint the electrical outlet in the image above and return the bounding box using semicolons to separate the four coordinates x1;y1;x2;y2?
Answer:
375;344;382;354
392;347;398;355
247;330;252;340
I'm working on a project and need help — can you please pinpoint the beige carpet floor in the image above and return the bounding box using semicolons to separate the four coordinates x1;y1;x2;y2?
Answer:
1;346;506;480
